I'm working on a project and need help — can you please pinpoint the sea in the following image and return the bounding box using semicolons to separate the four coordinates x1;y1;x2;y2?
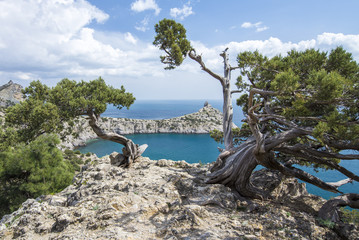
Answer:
78;99;358;200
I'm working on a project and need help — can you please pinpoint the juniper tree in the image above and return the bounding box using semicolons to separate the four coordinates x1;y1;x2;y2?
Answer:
0;134;74;217
5;77;147;167
153;19;359;220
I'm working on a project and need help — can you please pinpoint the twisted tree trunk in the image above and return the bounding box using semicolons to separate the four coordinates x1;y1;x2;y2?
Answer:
207;139;261;198
208;88;359;201
88;112;147;167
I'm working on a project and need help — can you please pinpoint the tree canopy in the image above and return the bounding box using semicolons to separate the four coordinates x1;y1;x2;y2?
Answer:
235;47;359;170
5;77;146;167
5;77;135;143
153;18;191;70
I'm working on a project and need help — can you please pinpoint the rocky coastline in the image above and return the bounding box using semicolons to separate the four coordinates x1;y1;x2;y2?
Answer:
62;104;231;149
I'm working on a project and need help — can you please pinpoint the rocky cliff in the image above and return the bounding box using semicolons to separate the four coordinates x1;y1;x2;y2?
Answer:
62;104;231;149
0;80;23;107
1;155;357;239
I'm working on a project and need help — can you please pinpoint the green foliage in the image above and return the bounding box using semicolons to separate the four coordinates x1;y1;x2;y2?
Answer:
340;208;359;224
63;149;84;172
317;218;335;229
5;77;135;142
0;134;74;217
0;126;19;152
153;19;192;70
5;99;61;142
209;129;224;143
235;47;359;151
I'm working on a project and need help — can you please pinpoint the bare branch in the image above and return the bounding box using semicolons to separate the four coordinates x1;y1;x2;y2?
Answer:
256;154;343;193
324;137;359;151
230;66;241;71
231;90;242;94
274;145;359;182
264;128;310;151
188;49;224;85
327;178;353;188
287;143;359;160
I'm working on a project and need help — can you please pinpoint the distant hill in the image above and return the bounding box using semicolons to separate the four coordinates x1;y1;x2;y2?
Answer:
0;80;23;107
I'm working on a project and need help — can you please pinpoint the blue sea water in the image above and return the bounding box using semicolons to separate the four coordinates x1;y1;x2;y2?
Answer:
78;99;358;199
102;99;244;126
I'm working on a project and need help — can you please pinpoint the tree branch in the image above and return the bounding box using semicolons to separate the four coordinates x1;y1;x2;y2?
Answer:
318;193;359;222
188;49;225;85
274;145;359;182
327;178;353;188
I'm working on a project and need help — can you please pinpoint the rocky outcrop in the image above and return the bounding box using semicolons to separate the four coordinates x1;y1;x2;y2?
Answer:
0;80;23;107
1;154;357;239
62;104;231;149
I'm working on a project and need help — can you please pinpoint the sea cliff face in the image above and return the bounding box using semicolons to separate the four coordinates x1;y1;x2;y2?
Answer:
62;104;232;149
1;155;356;239
0;80;23;107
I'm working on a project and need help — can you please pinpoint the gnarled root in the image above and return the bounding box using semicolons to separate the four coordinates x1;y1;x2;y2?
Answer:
121;141;148;167
207;141;264;199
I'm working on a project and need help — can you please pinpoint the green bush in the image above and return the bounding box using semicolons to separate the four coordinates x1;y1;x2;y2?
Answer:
74;150;81;155
340;208;359;224
63;149;84;172
0;134;74;217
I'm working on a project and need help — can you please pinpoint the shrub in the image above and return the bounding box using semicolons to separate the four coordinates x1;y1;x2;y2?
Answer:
340;208;359;224
0;134;74;217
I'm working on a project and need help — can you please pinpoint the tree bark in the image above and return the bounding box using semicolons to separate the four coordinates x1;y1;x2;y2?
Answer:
207;140;261;198
188;48;234;150
87;112;147;167
208;87;359;200
318;193;359;222
221;49;234;150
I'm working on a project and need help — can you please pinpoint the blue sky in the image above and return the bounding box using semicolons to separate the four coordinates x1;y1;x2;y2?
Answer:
0;0;358;99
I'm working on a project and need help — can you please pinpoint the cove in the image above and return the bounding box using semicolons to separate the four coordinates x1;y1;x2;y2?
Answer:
78;133;223;164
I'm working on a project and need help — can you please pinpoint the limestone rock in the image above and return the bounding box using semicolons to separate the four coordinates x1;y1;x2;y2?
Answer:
1;154;354;239
0;80;23;107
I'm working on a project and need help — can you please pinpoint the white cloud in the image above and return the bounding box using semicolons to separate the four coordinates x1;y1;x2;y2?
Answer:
241;21;269;32
170;3;194;20
135;17;150;32
256;26;269;32
1;1;359;100
124;32;138;45
188;33;359;72
241;22;255;28
0;0;164;88
131;0;161;15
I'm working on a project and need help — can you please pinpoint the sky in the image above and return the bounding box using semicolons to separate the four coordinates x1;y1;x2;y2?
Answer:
0;0;358;100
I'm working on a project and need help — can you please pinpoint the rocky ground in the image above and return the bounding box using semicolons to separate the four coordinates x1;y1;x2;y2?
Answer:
1;154;357;240
62;104;231;149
